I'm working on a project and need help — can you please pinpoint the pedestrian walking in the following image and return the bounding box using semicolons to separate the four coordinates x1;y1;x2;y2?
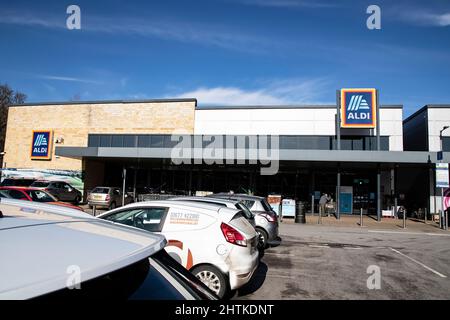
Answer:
319;193;328;217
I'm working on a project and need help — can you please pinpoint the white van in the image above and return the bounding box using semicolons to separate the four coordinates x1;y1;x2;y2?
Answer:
98;200;259;298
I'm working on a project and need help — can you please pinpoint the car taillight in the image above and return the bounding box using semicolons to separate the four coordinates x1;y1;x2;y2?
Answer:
220;222;247;247
261;213;276;222
105;194;110;201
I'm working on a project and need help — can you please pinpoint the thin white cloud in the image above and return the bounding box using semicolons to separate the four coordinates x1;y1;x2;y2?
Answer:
233;0;337;9
174;78;332;105
395;7;450;27
0;10;273;53
35;75;103;85
413;12;450;26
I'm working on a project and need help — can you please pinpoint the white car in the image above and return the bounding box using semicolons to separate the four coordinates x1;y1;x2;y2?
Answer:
98;200;259;298
0;198;216;300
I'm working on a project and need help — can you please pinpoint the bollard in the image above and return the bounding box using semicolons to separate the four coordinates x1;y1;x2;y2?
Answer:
424;207;427;224
311;195;315;216
279;203;283;223
445;209;448;231
360;208;363;227
394;197;398;220
92;205;96;217
403;207;406;229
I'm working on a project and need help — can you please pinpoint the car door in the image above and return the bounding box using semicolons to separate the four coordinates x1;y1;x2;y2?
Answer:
47;182;61;200
162;207;217;270
62;183;75;201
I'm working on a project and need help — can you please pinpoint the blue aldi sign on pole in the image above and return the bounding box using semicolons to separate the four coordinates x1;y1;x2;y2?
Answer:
31;130;53;160
341;88;377;128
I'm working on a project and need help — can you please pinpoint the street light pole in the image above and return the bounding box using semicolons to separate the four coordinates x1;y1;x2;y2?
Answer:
0;152;5;183
439;126;449;230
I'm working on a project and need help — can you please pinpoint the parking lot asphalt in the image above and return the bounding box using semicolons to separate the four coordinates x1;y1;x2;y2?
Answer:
234;221;450;300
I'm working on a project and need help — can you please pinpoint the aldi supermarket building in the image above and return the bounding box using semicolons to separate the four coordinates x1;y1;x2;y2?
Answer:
2;94;450;219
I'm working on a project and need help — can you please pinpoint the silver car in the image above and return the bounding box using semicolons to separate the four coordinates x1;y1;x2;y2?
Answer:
87;186;132;210
211;193;280;248
0;198;216;300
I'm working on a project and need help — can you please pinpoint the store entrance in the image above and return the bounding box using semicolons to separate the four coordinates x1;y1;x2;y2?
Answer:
341;172;376;214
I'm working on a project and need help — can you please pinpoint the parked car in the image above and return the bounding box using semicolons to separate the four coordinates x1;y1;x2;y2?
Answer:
211;193;280;248
168;196;266;248
0;186;83;211
0;178;36;187
0;198;217;300
98;200;259;298
87;186;133;210
30;180;82;203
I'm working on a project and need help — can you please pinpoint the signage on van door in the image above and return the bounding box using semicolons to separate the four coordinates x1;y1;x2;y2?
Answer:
341;88;377;128
31;130;53;160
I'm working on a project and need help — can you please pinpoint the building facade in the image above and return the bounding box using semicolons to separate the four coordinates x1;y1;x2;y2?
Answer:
2;98;449;219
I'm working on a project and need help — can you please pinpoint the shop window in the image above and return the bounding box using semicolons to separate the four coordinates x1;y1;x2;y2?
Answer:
99;135;112;147
123;135;137;147
111;135;123;147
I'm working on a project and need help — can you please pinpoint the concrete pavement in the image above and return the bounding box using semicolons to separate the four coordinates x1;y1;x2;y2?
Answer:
235;219;450;300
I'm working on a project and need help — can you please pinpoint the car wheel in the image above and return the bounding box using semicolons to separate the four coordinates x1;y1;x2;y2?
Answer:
109;202;116;210
192;265;228;298
256;227;268;249
74;195;81;204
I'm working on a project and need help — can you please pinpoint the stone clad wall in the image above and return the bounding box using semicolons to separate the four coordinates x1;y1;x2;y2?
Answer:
3;100;196;171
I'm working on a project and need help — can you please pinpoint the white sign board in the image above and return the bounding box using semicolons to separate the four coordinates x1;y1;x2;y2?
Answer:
436;163;449;188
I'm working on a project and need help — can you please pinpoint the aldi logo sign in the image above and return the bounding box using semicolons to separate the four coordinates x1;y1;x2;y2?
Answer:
341;88;377;128
31;130;52;160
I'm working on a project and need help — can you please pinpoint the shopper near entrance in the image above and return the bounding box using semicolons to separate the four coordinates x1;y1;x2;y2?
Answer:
319;193;328;216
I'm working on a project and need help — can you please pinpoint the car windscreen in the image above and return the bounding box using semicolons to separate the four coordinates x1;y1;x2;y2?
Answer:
91;187;110;194
236;202;254;220
24;190;56;203
261;199;274;212
238;199;255;210
31;181;50;188
34;250;217;300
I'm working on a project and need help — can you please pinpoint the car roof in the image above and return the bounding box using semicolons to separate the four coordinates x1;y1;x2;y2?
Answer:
97;200;241;221
169;196;240;206
92;186;117;189
0;199;166;299
212;193;265;201
0;186;42;191
115;200;225;211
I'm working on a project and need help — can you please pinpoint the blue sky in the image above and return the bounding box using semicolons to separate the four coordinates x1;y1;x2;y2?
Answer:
0;0;449;117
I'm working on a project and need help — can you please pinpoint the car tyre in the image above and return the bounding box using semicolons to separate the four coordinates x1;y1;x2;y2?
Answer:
256;227;268;249
74;195;81;204
192;265;228;299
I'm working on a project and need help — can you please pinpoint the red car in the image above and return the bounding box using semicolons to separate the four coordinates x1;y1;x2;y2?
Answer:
0;187;83;211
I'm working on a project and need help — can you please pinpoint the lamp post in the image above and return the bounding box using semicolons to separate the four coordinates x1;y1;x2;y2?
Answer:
439;126;449;230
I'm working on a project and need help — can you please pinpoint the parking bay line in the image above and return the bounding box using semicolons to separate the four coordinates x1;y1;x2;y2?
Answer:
369;230;450;237
389;248;447;278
